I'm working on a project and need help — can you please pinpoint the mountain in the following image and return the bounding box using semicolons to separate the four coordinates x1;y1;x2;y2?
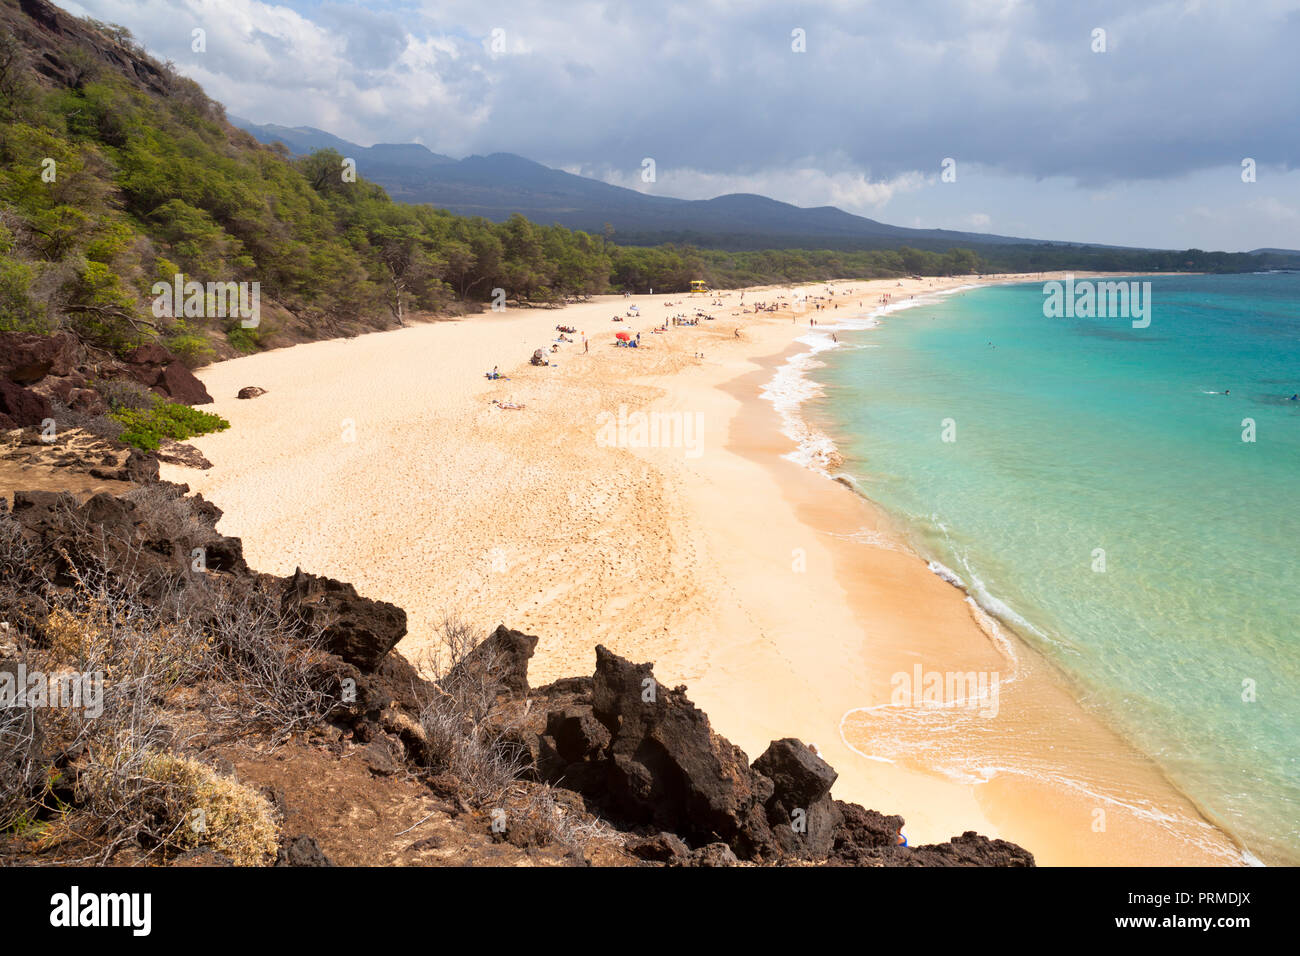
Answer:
231;119;1064;252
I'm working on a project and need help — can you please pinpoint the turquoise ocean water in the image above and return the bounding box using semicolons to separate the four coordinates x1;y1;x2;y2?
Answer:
792;273;1299;864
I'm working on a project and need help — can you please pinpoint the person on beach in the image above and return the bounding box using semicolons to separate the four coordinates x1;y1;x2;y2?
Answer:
583;334;588;353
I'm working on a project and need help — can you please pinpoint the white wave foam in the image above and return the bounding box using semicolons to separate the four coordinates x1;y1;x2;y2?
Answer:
760;285;978;475
835;706;1245;863
926;558;965;588
827;527;904;551
758;320;869;473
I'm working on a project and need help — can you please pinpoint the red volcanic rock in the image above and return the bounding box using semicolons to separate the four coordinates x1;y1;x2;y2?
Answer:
123;343;173;366
0;331;78;384
110;342;213;405
157;362;213;405
0;380;53;428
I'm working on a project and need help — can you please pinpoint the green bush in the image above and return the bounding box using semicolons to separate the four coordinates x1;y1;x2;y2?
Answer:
109;398;229;450
225;325;260;354
0;255;46;332
164;321;216;366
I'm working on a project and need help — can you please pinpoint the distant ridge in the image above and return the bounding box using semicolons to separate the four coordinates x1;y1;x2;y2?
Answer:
231;117;1079;252
233;119;1300;268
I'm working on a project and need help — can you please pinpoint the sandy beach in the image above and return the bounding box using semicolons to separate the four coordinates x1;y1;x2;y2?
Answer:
163;274;1245;866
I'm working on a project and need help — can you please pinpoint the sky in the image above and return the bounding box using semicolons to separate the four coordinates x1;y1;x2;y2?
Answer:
61;0;1300;251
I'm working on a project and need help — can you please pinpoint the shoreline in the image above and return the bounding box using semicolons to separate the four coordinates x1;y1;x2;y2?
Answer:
161;272;1244;866
732;289;1247;866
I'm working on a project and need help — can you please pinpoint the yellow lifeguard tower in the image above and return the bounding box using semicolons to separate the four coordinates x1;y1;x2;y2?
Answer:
689;280;709;294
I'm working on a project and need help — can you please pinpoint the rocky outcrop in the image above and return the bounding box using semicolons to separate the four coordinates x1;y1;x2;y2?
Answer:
0;332;100;421
116;343;213;405
504;645;1034;867
156;360;212;405
448;624;537;698
154;439;213;470
0;381;52;430
626;831;690;863
2;487;403;676
584;644;775;857
0;331;79;383
896;831;1036;867
0;330;212;433
1;0;173;97
3;486;245;604
280;569;407;672
523;649;848;862
826;801;1033;865
753;738;843;859
0;482;429;774
238;386;267;399
690;843;739;867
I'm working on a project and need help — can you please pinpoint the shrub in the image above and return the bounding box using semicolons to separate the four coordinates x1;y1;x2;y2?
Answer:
98;377;155;411
135;753;279;866
0;255;45;332
110;398;228;450
164;321;216;367
225;324;259;354
203;589;337;743
48;396;124;442
418;616;531;806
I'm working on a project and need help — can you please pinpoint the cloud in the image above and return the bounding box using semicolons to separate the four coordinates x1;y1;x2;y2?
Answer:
564;162;928;215
1248;196;1298;222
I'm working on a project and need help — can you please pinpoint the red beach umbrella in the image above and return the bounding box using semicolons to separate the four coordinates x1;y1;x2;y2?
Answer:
615;332;631;341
